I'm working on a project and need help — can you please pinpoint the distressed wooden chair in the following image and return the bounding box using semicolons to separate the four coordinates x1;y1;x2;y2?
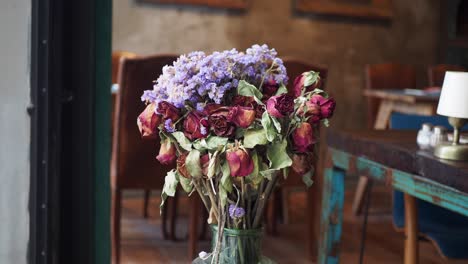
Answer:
266;57;328;238
111;54;179;263
427;64;465;87
352;63;417;216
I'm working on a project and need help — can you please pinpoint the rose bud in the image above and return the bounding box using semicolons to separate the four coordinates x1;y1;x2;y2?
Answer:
293;71;322;97
262;79;279;98
157;101;180;121
310;94;336;119
232;96;264;118
177;153;191;179
208;107;236;137
137;103;162;139
292;122;317;153
201;154;210;176
291;153;313;175
183;111;210;140
228;106;256;128
156;139;176;165
226;147;254;177
266;94;294;118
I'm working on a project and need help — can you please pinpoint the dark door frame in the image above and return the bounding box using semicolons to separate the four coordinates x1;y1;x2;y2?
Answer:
29;1;111;263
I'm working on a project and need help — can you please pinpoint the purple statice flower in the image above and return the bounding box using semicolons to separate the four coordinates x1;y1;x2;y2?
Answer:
140;44;288;109
229;205;245;219
200;125;207;136
164;119;176;133
196;103;205;112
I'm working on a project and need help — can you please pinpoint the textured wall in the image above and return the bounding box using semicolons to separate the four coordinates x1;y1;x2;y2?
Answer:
113;0;440;129
0;0;30;263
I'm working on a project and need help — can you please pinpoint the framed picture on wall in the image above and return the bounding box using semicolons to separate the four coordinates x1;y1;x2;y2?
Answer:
139;0;248;10
295;0;393;20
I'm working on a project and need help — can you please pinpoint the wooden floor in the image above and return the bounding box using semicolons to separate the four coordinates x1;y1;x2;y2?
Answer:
118;187;468;264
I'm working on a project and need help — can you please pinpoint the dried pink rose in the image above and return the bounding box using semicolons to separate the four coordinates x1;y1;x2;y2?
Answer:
293;71;322;97
156;139;176;165
310;94;336;119
292;122;316;153
226;147;254;177
137;103;162;139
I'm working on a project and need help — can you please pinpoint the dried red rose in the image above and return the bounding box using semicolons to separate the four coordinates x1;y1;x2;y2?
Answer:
228;106;256;128
266;94;294;118
208;107;236;137
184;111;209;140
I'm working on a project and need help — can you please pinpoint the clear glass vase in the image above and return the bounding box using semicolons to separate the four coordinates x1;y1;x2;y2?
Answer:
192;225;276;264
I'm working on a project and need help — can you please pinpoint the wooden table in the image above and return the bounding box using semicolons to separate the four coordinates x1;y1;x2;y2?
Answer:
319;130;468;264
364;89;439;129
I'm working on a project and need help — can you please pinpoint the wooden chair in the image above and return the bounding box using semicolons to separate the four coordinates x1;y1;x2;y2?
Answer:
266;57;328;248
364;63;416;129
112;52;158;218
352;63;417;217
111;54;178;264
427;64;465;87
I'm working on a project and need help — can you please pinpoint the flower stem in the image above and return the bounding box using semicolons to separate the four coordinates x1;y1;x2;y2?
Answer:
252;173;279;228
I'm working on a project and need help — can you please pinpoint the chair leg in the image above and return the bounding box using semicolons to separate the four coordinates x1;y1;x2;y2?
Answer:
169;192;179;241
161;196;170;240
188;195;200;260
112;188;122;264
199;205;208;240
352;176;371;215
143;190;150;218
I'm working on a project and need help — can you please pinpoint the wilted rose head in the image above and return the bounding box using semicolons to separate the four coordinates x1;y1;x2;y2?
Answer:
208;107;236;137
293;71;322;97
177;153;190;179
137;103;162;139
226;146;254;177
184;111;209;140
156;139;176;165
157;101;180;121
266;94;295;118
292;122;316;153
291;153;313;175
228;106;256;128
310;94;336;119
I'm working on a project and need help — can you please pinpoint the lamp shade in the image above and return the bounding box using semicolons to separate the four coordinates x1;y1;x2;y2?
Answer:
437;71;468;119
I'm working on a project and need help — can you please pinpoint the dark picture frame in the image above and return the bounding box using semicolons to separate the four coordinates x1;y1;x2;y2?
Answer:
139;0;248;10
295;0;393;20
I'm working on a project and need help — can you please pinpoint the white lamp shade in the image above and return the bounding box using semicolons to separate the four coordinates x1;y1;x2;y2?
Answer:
437;71;468;119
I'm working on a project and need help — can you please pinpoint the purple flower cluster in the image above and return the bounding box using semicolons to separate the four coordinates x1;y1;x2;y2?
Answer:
229;205;245;219
141;44;288;109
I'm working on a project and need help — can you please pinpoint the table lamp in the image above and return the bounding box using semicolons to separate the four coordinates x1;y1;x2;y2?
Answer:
434;71;468;160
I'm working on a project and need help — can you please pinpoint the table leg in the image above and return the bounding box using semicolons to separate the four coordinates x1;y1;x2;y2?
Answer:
318;153;345;264
404;194;418;264
374;100;393;130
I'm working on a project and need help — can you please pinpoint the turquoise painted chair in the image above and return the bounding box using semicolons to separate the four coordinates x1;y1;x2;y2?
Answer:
390;112;468;259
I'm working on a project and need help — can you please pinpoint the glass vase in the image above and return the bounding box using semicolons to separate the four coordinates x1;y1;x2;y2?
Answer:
192;225;275;264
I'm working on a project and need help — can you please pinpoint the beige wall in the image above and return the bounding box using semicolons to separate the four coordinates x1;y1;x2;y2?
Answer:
113;0;440;129
0;0;30;263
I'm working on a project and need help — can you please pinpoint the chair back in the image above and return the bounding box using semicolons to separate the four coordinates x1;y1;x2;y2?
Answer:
427;64;466;87
282;57;328;187
365;63;416;128
111;54;178;189
112;51;137;83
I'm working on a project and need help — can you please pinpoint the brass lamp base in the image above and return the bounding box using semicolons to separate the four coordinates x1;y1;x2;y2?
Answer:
434;144;468;161
433;117;468;161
